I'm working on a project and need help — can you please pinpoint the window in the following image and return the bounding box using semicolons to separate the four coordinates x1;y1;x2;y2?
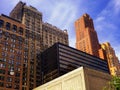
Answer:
6;83;12;88
16;62;21;66
0;69;5;74
10;44;15;48
0;19;4;28
2;52;7;57
14;84;19;89
0;76;4;81
0;82;4;87
12;25;17;32
8;60;14;64
10;49;14;53
0;63;6;68
6;22;11;30
15;78;20;83
15;72;20;77
0;58;6;62
9;54;14;59
16;67;20;71
0;29;2;38
6;77;12;82
19;27;23;35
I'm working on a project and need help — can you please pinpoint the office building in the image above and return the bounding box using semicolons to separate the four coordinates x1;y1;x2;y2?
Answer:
10;1;68;90
0;14;25;90
40;43;109;84
75;13;100;57
101;42;120;76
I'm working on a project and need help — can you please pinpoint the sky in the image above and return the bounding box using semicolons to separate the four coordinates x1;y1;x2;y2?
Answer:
0;0;120;60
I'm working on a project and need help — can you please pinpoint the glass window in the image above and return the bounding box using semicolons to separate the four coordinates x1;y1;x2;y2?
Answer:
0;29;2;38
16;62;21;66
9;54;14;59
15;78;20;83
2;52;7;57
6;22;11;30
14;84;19;89
12;25;17;32
0;69;5;74
0;63;6;68
0;58;6;62
0;19;4;28
0;76;4;81
6;83;12;88
15;72;20;77
0;82;4;87
7;77;12;82
19;27;23;35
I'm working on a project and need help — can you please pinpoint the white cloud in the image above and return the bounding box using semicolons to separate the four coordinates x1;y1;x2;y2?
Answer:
114;0;120;14
47;1;77;29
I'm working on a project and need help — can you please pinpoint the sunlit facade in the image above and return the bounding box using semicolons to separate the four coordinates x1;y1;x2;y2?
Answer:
101;42;120;76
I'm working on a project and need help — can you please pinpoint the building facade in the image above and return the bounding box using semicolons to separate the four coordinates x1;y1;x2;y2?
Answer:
75;13;100;57
10;1;68;90
0;14;25;90
40;43;109;84
42;22;68;50
101;42;120;76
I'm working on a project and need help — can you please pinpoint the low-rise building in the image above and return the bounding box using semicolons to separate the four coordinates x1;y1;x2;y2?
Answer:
33;67;111;90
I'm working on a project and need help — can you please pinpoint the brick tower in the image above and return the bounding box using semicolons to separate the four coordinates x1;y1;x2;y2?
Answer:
75;13;100;57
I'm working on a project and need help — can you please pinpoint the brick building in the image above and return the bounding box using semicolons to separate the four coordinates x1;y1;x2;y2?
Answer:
9;1;68;90
75;13;100;57
0;14;25;90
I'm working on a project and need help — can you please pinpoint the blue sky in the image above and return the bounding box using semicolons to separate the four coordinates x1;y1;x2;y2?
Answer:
0;0;120;60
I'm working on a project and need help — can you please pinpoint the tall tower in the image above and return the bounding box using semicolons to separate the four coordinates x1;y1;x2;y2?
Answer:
101;42;120;76
75;13;100;57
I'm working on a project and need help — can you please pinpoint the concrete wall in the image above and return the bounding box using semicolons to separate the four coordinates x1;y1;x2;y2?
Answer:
84;68;111;90
33;67;111;90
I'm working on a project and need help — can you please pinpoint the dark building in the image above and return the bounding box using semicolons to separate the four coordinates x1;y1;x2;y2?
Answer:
40;43;109;84
0;14;25;90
